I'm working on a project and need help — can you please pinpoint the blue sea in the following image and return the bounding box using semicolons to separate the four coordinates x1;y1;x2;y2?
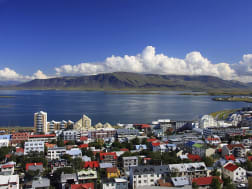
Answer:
0;90;249;126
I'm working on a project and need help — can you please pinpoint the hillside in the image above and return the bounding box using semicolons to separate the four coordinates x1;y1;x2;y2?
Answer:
9;72;252;91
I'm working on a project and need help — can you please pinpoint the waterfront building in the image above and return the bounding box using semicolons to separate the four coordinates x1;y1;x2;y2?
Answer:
74;114;92;131
34;111;48;134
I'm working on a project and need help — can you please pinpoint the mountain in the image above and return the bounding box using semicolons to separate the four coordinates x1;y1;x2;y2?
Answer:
13;72;251;91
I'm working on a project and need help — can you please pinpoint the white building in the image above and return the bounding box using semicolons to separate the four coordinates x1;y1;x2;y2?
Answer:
47;147;66;160
222;162;246;183
24;141;45;155
123;156;138;171
199;115;217;129
34;111;47;134
0;139;9;148
129;165;170;189
0;175;19;189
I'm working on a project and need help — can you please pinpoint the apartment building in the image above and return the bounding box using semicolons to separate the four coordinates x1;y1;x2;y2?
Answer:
61;130;80;141
11;132;29;145
129;165;170;189
24;141;45;155
34;111;47;134
100;152;117;167
47;147;66;160
222;144;246;158
122;156;138;171
89;128;116;140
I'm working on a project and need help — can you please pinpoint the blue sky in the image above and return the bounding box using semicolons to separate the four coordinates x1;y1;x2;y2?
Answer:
0;0;252;82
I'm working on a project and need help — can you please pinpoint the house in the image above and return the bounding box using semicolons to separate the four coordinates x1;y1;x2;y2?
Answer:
192;176;223;189
24;141;45;155
31;177;50;189
222;144;246;158
168;162;208;179
1;164;15;175
15;147;24;156
77;169;97;182
187;154;201;162
100;152;117;167
61;173;78;189
26;163;43;172
84;161;99;169
47;146;66;160
122;156;138;171
71;183;94;189
66;148;82;158
101;178;128;189
0;175;19;189
49;159;70;173
222;162;246;183
170;177;190;188
205;135;221;146
129;165;170;189
135;144;147;151
106;168;120;178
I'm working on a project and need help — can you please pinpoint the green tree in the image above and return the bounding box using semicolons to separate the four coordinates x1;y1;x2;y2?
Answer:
192;182;199;189
57;139;64;147
25;170;40;180
210;178;221;189
202;156;214;167
210;168;221;176
72;157;83;171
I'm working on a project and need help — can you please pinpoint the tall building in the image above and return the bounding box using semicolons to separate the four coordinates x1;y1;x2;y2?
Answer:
34;111;47;134
74;114;92;131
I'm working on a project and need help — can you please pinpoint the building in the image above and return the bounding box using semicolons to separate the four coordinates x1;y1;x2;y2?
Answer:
170;177;190;188
61;173;78;189
61;130;80;141
129;165;170;189
0;175;19;189
77;169;97;182
66;148;82;159
74;115;92;131
28;134;56;142
24;141;45;155
0;135;11;147
116;129;139;139
1;164;15;175
100;152;117;167
203;127;246;138
199;115;217;129
11;132;29;145
47;147;66;160
106;168;120;178
31;177;50;189
34;111;47;134
102;178;128;189
71;183;94;189
88;128;116;140
168;162;208;179
26;163;43;172
222;162;246;183
122;156;138;171
192;176;223;189
222;144;246;158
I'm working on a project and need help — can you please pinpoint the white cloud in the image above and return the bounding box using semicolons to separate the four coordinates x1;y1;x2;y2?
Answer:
0;67;48;81
55;46;239;81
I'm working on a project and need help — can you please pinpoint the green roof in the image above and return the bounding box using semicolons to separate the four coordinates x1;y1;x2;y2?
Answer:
192;143;204;148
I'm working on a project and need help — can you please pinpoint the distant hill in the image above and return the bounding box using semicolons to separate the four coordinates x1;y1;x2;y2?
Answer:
6;72;252;91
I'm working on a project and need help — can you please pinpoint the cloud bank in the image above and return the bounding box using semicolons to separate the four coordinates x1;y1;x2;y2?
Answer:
1;46;251;83
0;68;48;82
55;46;251;82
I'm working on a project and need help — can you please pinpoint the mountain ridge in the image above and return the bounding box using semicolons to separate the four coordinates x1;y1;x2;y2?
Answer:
2;72;251;91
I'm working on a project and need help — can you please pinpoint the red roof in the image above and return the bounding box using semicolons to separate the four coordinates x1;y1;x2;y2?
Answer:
29;134;55;138
207;138;220;141
147;138;157;142
25;162;43;171
16;148;24;153
248;156;252;161
192;176;223;186
79;144;89;148
187;154;201;162
141;124;151;129
1;164;14;169
100;152;117;160
84;161;99;168
152;142;160;147
5;154;11;158
80;136;88;141
227;144;245;150
225;155;236;161
144;158;152;160
106;167;118;173
120;148;129;152
223;163;238;172
71;183;94;189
